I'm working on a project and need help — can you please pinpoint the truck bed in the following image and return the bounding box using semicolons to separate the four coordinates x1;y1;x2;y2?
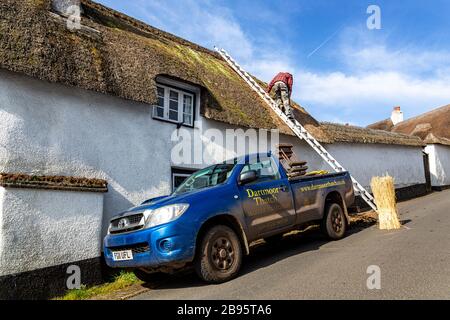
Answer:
288;171;354;225
288;171;349;184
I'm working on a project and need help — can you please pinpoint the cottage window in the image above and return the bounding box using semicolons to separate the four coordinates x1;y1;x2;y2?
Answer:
153;84;195;126
171;168;197;192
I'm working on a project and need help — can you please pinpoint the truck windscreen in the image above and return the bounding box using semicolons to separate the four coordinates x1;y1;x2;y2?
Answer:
173;164;235;195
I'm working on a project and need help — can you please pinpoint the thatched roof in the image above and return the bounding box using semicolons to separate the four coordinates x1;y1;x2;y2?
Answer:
367;118;394;131
0;0;301;136
0;172;108;192
0;0;422;147
320;123;424;147
391;105;450;146
367;105;450;146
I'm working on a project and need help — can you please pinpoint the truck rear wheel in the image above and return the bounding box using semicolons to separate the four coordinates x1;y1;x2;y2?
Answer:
322;202;347;240
195;225;242;283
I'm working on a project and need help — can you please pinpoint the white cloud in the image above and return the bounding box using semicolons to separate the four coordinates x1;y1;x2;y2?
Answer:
296;71;450;123
127;0;253;61
341;44;450;77
294;29;450;125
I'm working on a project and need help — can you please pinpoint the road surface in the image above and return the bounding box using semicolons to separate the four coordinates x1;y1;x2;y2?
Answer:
132;190;450;299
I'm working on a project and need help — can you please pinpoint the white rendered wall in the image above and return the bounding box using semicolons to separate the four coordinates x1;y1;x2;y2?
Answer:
200;121;426;191
425;144;450;187
0;70;179;235
0;69;427;240
0;187;104;276
324;143;426;191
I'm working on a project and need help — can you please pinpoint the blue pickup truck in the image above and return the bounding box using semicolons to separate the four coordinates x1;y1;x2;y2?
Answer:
104;152;355;283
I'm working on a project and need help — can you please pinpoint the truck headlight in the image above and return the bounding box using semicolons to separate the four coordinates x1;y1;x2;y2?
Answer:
144;204;189;229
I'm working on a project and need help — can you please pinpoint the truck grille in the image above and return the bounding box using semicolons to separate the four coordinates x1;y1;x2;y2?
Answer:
109;243;150;254
109;213;144;234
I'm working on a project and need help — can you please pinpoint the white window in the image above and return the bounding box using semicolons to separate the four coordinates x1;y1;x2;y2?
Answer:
153;84;195;126
171;168;197;191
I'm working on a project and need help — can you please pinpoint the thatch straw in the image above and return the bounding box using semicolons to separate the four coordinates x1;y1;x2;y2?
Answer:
1;1;426;147
320;122;424;147
370;175;401;230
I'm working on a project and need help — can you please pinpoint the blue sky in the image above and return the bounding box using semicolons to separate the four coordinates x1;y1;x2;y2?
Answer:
96;0;450;126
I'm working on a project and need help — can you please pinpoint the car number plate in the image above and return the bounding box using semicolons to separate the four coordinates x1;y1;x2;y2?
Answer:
112;250;133;261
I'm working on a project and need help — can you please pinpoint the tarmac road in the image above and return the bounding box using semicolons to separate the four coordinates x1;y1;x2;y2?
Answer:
132;190;450;299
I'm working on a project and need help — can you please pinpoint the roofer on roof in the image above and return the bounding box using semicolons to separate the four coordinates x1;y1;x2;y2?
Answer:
266;72;294;120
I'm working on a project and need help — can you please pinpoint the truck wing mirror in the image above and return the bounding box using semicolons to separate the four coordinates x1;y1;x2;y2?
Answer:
238;170;258;185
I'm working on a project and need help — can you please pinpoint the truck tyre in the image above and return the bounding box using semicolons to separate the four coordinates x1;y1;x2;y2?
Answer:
322;202;346;240
195;225;242;283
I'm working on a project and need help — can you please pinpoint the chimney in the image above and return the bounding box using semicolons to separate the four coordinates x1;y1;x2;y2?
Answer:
51;0;80;17
391;106;403;125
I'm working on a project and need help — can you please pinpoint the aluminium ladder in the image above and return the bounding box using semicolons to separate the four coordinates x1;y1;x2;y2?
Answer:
214;47;378;212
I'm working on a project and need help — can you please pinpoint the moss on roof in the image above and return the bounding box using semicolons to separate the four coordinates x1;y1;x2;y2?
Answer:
0;0;423;147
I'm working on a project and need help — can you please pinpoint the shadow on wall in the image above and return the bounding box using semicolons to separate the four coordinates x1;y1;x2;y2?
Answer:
101;187;135;237
100;177;172;237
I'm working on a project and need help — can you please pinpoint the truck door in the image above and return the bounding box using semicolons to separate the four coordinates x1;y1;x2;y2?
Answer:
238;156;295;238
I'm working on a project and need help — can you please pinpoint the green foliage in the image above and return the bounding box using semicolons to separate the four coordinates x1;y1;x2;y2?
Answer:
54;271;141;300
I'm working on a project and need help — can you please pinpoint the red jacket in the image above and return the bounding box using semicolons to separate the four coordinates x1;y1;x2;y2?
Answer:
267;72;293;97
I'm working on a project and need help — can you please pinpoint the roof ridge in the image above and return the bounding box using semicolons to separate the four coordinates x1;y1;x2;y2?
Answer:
367;117;391;126
394;104;450;126
82;0;221;59
323;121;421;138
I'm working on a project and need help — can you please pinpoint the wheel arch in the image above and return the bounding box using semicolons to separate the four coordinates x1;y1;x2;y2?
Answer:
195;214;250;255
324;191;350;225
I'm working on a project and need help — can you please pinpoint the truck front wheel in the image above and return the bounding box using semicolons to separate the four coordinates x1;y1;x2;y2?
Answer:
322;202;347;240
195;225;243;283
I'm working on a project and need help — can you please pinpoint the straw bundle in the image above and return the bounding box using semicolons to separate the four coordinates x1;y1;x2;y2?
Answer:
370;175;401;230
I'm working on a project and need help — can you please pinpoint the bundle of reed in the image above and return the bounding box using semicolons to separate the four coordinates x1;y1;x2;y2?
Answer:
370;175;401;230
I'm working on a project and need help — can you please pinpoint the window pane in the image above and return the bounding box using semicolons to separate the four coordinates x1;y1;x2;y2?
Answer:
183;114;192;124
174;175;189;189
169;91;179;116
155;106;164;118
183;95;192;114
241;157;280;184
157;86;164;98
154;87;165;119
170;90;178;101
173;164;236;195
169;99;178;111
158;96;164;107
169;110;178;121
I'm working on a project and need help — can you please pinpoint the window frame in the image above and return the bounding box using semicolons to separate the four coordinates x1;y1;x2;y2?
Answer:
152;82;197;128
171;168;198;192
